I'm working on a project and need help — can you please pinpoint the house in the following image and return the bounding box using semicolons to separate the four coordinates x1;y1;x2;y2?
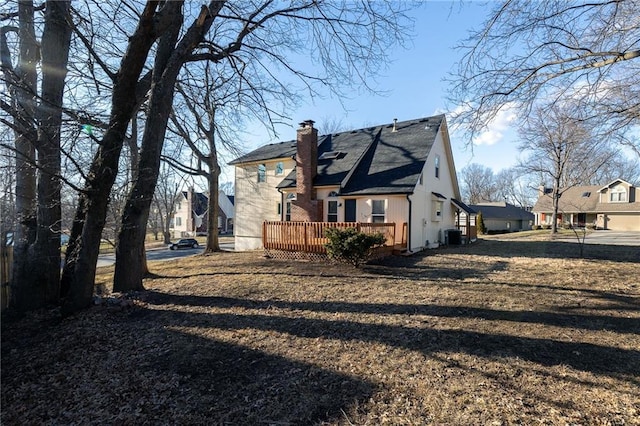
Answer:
229;115;475;252
470;201;534;232
171;188;235;238
532;179;640;231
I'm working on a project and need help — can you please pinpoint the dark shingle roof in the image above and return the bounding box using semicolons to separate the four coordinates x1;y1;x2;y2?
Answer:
470;202;534;221
232;115;446;195
228;138;300;165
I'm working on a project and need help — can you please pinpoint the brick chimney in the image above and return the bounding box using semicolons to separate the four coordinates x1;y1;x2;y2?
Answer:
291;120;322;221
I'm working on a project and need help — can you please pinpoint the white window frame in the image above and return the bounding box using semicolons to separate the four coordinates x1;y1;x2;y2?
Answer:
371;199;386;223
327;200;338;222
432;200;443;221
610;187;627;202
257;164;267;183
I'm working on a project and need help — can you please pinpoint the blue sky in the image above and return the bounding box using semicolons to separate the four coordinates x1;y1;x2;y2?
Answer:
218;1;519;184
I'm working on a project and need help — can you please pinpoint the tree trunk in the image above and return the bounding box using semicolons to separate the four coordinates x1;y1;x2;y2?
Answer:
114;1;221;292
114;3;183;293
60;2;162;315
205;157;220;252
33;0;72;306
8;1;39;311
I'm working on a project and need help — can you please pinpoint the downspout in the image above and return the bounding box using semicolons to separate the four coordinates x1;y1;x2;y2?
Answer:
406;194;412;251
277;188;285;221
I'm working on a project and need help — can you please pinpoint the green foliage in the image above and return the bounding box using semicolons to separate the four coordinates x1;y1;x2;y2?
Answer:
324;227;386;267
477;211;487;235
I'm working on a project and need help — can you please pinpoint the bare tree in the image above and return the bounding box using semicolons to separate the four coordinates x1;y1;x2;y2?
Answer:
1;0;72;311
114;1;413;291
459;163;496;204
494;167;537;208
518;103;614;233
449;0;640;155
152;162;183;244
61;1;175;314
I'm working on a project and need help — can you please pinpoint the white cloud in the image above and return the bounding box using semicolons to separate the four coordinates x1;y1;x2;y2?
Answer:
472;105;517;146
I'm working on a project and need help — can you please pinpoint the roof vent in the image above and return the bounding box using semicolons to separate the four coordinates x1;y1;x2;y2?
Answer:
392;118;398;132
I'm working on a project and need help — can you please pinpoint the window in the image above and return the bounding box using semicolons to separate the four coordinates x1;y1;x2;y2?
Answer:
610;187;627;202
176;217;182;226
285;193;296;221
327;200;338;222
277;203;281;215
435;155;440;178
257;164;266;183
582;191;591;197
432;200;443;221
371;199;385;223
419;173;423;185
275;162;284;175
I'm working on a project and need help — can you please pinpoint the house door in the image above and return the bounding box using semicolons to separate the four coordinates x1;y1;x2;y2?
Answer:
345;199;356;222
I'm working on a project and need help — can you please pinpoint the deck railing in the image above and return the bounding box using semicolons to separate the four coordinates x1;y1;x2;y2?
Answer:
263;221;396;253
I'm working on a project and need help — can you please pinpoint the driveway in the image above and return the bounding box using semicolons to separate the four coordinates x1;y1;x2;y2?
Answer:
586;230;640;246
560;230;640;246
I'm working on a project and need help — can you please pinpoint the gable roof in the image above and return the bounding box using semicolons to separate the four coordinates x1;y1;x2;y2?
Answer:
532;183;640;213
231;115;452;196
598;178;634;192
532;186;600;213
470;202;534;221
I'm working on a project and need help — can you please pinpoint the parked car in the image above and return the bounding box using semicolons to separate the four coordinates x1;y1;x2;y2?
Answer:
169;238;199;250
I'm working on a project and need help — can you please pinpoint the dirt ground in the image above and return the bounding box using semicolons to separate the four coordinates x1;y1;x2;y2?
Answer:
2;237;639;425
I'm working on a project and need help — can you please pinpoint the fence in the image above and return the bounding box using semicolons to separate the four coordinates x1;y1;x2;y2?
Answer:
1;245;12;311
263;221;397;254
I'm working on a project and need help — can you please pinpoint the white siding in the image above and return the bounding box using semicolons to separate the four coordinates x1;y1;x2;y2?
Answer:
234;158;295;250
407;130;457;251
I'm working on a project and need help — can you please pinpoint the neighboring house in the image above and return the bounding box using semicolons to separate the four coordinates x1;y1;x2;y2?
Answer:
171;188;235;238
229;115;474;252
532;179;640;231
471;202;534;232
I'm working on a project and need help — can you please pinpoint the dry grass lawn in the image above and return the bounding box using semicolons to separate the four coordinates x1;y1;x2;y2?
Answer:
2;236;639;425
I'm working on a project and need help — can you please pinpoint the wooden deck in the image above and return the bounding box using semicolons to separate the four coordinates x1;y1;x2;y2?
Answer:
263;221;398;254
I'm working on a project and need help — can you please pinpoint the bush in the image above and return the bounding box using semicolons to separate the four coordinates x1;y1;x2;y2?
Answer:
324;227;386;267
532;225;541;230
477;211;486;235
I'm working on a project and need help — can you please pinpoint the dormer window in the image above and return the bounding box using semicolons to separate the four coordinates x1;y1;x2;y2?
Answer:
610;187;627;202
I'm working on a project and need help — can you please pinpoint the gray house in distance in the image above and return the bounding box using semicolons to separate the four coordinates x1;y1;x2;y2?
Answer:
470;202;534;233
